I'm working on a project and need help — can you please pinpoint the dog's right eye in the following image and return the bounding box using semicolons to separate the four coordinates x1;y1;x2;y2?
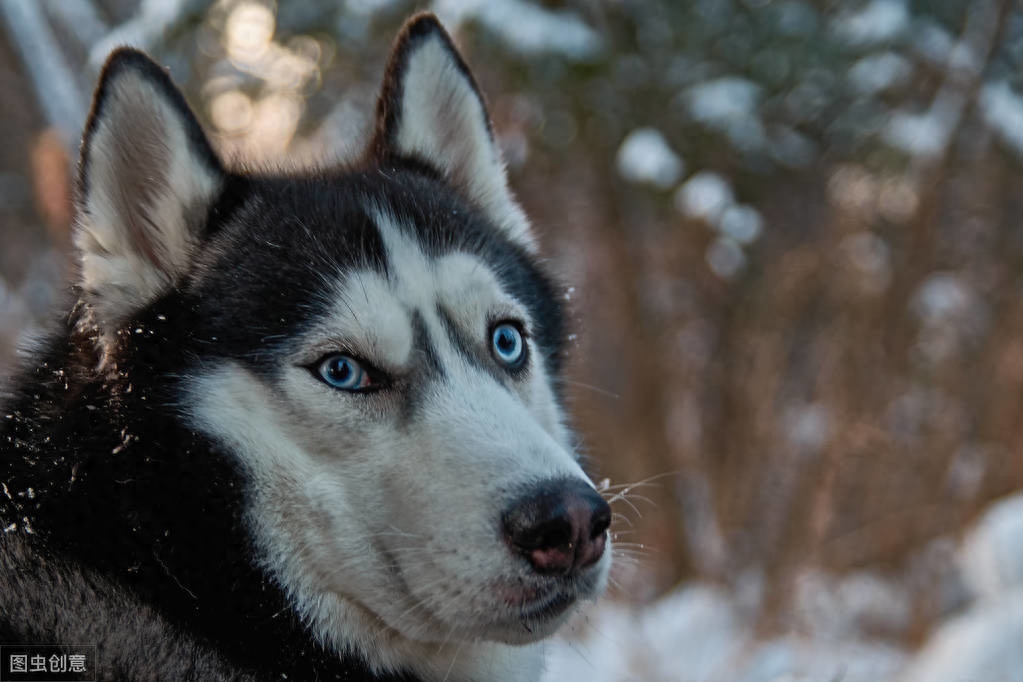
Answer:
315;355;374;391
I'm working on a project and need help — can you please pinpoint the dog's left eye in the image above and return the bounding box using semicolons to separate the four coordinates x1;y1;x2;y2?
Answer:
491;323;526;369
316;355;373;391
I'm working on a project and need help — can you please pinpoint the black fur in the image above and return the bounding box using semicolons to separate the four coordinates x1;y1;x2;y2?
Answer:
0;535;255;681
1;13;567;682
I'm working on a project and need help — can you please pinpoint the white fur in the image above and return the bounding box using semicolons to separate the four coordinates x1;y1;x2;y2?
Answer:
389;33;536;253
76;70;221;326
182;211;609;682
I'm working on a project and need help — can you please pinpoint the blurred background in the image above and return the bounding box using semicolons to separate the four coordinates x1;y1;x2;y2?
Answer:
2;0;1023;679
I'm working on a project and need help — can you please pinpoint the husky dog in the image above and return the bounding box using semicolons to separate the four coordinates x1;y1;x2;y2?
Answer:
0;13;611;682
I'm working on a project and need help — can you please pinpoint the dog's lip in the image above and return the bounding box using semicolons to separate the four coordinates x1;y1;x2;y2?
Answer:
502;585;578;622
520;590;576;619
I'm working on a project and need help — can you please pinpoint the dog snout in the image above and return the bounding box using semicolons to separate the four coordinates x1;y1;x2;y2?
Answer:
502;479;611;576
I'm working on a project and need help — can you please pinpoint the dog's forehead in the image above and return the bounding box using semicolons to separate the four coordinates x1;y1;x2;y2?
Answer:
190;170;564;379
307;207;525;367
371;207;515;308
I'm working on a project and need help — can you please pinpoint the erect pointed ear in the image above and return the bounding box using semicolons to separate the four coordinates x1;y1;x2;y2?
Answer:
371;13;536;252
76;48;224;327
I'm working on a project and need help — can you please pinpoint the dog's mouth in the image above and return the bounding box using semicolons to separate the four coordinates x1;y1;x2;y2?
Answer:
495;577;592;627
491;550;610;633
475;584;582;643
517;589;576;622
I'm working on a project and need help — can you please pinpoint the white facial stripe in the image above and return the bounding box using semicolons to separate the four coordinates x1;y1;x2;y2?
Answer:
376;208;532;355
433;251;533;335
316;270;414;370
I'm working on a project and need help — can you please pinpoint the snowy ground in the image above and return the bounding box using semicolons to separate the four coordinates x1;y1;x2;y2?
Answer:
544;490;1023;682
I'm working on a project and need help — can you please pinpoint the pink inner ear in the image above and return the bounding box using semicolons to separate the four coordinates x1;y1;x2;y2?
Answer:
99;104;173;270
367;19;536;252
76;53;225;327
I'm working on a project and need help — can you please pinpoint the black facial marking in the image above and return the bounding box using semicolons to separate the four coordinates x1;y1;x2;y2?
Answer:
436;303;511;388
398;309;444;425
357;167;566;387
410;309;443;378
183;174;392;375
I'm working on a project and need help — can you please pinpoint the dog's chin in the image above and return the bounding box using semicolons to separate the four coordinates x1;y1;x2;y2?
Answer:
487;595;579;644
477;556;612;644
474;581;598;645
373;549;612;647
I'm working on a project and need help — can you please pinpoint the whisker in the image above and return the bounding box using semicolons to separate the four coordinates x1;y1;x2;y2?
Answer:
607;493;642;518
609;491;658;509
435;620;459;656
563;379;620;400
610;512;634;528
612;541;657;553
564;638;597;672
597;470;682;493
441;637;467;682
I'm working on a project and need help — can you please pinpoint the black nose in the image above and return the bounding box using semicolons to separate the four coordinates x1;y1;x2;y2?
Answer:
502;478;612;575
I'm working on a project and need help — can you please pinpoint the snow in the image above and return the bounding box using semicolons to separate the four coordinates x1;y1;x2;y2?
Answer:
686;77;761;123
685;77;765;150
899;491;1023;680
772;1;819;39
706;238;746;279
837;572;913;637
674;171;735;223
911;277;988;361
831;0;909;47
884;108;952;159
544;489;1023;681
718;205;763;245
911;19;954;66
847;52;912;95
767;125;817;169
615;128;684;189
544;585;749;682
899;588;1023;682
545;580;908;682
960;493;1023;601
980;81;1023;158
910;272;976;326
674;173;764;279
432;0;603;61
944;445;988;501
784;403;832;453
790;568;912;640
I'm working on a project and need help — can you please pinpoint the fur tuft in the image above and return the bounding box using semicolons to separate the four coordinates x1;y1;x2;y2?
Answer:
76;48;224;328
371;13;536;252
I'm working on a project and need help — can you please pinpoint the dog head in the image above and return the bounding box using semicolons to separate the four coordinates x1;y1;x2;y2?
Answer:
76;13;611;678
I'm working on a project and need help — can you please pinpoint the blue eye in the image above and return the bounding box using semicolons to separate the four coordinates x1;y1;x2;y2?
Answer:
491;323;525;368
317;355;370;391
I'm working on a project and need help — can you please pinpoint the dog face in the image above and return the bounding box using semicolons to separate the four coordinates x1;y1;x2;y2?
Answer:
76;13;610;676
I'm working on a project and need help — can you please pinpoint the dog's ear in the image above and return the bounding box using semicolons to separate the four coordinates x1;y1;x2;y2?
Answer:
76;48;224;327
372;13;535;252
